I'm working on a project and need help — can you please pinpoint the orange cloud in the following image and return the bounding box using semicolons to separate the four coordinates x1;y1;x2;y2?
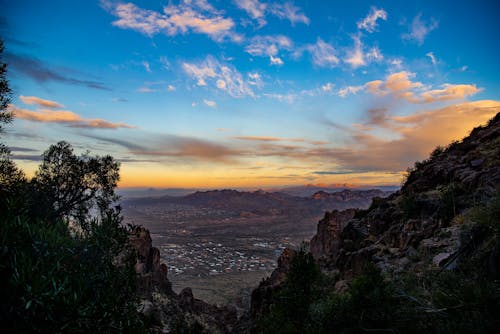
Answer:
19;95;63;108
9;104;134;129
363;71;480;103
328;100;500;172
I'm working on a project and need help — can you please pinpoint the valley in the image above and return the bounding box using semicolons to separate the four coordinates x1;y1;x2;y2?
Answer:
121;189;390;305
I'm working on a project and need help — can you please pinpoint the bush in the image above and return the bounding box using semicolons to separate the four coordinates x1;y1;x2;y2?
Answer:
0;211;146;333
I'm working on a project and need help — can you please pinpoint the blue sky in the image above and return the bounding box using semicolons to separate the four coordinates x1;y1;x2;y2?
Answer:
2;0;500;188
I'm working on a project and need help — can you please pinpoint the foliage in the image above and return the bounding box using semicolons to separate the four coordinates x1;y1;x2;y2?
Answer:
0;211;146;333
0;39;12;132
30;141;120;225
257;246;323;333
257;254;499;334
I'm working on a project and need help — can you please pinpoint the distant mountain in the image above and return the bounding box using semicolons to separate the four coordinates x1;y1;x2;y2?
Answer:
274;184;399;197
117;187;199;198
123;188;392;217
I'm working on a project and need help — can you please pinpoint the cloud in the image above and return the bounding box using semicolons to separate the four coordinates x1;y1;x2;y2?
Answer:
6;53;110;90
89;132;244;164
234;0;267;26
142;61;151;73
19;95;63;109
269;2;310;25
263;93;296;104
246;35;293;65
9;104;135;129
234;0;309;26
203;99;217;107
103;1;239;42
305;38;339;68
137;86;157;93
426;51;437;65
402;13;438;45
419;84;481;103
344;35;365;68
357;7;387;33
233;136;307;142
167;84;176;91
182;56;254;97
364;71;481;103
247;72;263;87
337;85;364;98
325;100;500;172
322;82;334;92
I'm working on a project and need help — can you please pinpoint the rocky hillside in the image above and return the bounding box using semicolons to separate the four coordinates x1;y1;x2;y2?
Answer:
248;113;500;333
127;226;239;333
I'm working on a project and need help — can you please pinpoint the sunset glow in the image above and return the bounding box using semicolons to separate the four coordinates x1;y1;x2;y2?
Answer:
3;0;500;188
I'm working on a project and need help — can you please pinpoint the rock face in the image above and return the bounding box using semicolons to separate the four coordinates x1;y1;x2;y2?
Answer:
250;248;296;321
128;227;237;333
248;112;500;327
310;209;357;262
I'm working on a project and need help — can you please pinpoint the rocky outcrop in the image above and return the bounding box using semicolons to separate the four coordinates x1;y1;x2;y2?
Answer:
128;227;238;333
310;209;357;262
249;248;296;321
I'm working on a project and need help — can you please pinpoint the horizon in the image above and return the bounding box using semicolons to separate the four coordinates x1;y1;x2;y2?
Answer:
2;0;500;188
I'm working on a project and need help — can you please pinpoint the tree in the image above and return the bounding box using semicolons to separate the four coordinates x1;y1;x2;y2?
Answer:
0;39;26;212
30;141;121;225
0;39;12;135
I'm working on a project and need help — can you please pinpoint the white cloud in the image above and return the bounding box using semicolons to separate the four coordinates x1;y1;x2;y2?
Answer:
357;7;387;33
337;85;364;98
234;0;309;26
402;13;438;45
203;99;217;107
167;85;176;91
142;61;151;73
104;1;239;42
247;72;263;87
306;38;339;68
159;56;171;70
322;82;334;92
344;35;383;68
234;0;267;26
182;56;255;98
269;2;310;25
426;52;437;65
263;93;296;104
366;46;383;62
245;35;293;65
344;35;365;68
270;55;284;66
389;58;403;69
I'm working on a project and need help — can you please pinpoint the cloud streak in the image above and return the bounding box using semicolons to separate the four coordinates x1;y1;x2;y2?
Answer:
6;53;110;90
9;102;134;129
19;95;63;109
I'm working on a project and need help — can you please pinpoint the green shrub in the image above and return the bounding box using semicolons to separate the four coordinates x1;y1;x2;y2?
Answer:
0;211;146;333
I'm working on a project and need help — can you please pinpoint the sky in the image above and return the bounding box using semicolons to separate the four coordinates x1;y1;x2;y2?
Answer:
1;0;500;189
